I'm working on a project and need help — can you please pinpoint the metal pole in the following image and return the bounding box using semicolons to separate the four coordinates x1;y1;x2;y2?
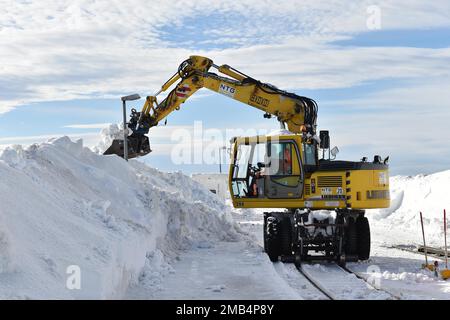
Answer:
123;100;128;161
219;147;222;173
444;209;448;269
328;137;331;160
420;211;428;266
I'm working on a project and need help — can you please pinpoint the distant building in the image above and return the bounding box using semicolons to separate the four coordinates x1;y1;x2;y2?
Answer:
191;173;229;199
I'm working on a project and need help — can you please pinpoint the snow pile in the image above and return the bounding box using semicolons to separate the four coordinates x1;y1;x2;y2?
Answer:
0;136;238;299
92;123;125;154
370;170;450;246
381;270;435;284
0;218;14;274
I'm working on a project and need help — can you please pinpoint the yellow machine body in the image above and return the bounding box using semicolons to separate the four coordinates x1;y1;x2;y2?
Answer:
229;134;390;211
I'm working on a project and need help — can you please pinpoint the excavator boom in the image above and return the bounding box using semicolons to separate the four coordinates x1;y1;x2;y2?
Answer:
104;55;318;159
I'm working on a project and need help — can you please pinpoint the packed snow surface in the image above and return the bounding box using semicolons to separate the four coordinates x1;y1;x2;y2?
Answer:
0;137;238;299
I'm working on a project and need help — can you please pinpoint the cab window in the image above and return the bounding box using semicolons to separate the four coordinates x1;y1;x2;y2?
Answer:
303;143;317;166
267;141;301;188
269;142;293;175
234;144;252;179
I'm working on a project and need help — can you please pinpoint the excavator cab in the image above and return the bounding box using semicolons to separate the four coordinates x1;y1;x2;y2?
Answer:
229;133;389;210
230;134;305;202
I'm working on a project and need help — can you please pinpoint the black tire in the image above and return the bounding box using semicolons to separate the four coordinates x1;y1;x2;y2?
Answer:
265;217;281;262
263;215;268;253
356;217;371;260
280;217;293;256
337;254;346;267
266;236;280;262
294;250;302;268
345;218;358;255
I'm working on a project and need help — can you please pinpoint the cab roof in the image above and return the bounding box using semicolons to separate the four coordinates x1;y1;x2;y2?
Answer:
231;133;300;145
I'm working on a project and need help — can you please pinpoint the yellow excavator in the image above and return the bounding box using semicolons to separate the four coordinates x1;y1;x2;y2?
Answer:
104;55;390;266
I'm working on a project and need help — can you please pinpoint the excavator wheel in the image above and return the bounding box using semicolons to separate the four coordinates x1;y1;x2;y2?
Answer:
280;217;293;256
266;236;280;262
356;216;371;260
294;250;303;268
263;214;268;252
265;216;281;262
345;217;358;256
337;254;347;267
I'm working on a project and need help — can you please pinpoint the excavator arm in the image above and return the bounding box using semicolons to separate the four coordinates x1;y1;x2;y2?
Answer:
104;55;318;158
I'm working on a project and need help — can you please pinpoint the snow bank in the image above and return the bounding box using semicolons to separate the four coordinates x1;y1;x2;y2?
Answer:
370;171;450;246
0;136;238;299
92;123;124;154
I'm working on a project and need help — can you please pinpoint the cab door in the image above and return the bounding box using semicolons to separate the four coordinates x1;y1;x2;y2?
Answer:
265;140;303;199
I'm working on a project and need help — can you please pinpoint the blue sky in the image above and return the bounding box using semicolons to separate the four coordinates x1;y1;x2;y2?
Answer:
1;1;450;175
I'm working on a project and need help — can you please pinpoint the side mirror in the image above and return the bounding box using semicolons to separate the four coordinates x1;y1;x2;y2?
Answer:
257;162;266;169
331;146;339;159
319;130;330;149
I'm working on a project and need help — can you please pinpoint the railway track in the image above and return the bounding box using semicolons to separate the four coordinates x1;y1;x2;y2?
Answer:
294;263;335;300
292;260;400;300
260;243;400;299
339;265;401;299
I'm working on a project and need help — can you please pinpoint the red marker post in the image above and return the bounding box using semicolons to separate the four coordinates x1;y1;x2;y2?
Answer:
441;209;450;280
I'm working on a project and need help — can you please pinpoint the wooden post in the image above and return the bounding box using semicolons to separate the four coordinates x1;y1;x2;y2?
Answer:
420;211;428;266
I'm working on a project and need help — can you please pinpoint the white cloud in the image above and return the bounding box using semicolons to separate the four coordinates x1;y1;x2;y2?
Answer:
316;79;450;174
1;0;450;174
64;123;112;129
1;0;450;113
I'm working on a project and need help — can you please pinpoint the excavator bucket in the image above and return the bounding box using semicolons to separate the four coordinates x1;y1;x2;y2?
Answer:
103;134;151;159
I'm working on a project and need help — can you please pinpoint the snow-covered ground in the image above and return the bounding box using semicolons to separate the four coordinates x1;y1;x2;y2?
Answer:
0;133;449;299
369;171;450;247
0;136;238;299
